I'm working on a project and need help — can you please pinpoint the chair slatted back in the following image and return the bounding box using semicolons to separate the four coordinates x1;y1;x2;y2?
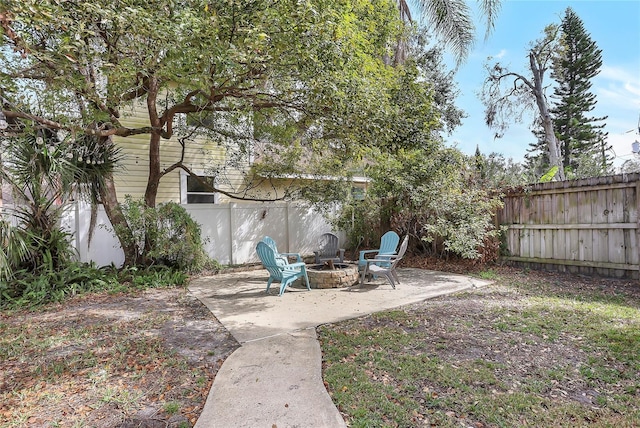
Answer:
390;235;409;268
317;233;339;258
379;231;400;256
256;241;284;281
262;236;278;253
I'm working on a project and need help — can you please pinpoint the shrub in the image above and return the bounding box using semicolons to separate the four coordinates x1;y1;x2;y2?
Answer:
333;198;383;251
116;197;211;272
0;263;189;309
0;262;116;308
339;148;504;261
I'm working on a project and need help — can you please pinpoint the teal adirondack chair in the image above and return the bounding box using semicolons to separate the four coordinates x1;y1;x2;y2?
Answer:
256;241;310;296
358;231;400;270
261;236;303;264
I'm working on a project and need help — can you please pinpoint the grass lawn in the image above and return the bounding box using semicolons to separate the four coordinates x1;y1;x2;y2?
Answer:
318;267;640;427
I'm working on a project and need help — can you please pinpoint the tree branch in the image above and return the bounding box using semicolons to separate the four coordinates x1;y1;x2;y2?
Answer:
162;162;287;202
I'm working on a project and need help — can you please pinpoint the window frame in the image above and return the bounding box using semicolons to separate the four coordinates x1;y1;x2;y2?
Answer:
180;170;219;204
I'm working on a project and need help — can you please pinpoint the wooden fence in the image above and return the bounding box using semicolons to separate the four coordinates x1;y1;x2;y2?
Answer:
496;173;640;279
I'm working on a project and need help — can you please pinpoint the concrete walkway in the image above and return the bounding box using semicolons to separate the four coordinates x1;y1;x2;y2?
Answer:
189;267;491;428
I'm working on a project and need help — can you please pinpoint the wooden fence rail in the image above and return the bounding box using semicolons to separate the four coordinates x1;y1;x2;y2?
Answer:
496;173;640;279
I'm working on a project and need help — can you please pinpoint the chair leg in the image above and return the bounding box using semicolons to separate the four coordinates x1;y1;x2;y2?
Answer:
279;279;291;297
360;265;369;286
391;270;400;285
266;277;274;294
384;272;396;289
303;271;311;291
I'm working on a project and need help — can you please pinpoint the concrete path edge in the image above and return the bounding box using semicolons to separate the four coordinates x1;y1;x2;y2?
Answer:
190;267;492;427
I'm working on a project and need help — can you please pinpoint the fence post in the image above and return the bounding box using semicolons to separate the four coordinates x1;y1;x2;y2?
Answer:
74;201;82;262
228;203;235;265
636;178;640;279
285;202;291;252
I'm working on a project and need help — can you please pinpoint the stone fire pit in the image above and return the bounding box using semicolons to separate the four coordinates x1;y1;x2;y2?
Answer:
306;262;359;289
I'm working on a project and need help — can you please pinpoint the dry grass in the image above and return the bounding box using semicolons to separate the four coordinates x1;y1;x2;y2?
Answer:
0;288;238;428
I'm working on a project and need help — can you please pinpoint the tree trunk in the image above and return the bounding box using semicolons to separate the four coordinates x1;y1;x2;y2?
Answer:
144;131;162;208
100;172;139;266
379;197;393;235
530;52;566;181
144;76;162;209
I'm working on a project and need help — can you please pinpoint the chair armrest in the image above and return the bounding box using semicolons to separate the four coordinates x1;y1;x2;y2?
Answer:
358;249;380;261
365;257;397;266
280;252;303;262
284;261;306;269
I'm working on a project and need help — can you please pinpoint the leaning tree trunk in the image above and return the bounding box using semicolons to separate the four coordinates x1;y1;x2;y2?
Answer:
100;171;140;266
530;52;566;181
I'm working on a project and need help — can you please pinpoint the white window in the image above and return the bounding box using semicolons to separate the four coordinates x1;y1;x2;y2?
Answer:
180;171;219;204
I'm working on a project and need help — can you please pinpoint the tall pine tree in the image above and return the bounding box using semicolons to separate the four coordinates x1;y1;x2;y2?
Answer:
551;7;611;177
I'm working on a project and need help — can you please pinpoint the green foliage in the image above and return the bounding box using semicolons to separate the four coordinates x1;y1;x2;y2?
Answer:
471;150;534;188
0;219;29;282
551;7;610;175
116;265;188;290
0;262;116;308
0;133;78;279
483;23;567;181
519;8;609;179
0;0;406;181
0;263;187;309
419;187;502;260
317;31;492;260
364;147;503;260
115;197;211;272
0;130;121;279
539;166;559;183
333;197;383;250
0;132;189;307
1;0;417;265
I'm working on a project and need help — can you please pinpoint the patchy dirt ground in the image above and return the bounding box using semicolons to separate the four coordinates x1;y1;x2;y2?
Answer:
0;287;239;428
320;261;640;427
2;260;639;427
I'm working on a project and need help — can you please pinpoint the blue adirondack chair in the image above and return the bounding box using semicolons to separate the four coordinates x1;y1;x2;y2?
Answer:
256;241;310;296
358;231;400;270
261;236;303;264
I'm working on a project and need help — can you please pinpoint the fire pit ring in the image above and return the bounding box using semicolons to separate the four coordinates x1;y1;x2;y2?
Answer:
305;262;359;289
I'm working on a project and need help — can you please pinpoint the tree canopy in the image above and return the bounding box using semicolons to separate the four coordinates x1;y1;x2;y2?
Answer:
0;0;423;264
550;7;610;176
482;7;610;182
482;23;566;181
1;0;506;265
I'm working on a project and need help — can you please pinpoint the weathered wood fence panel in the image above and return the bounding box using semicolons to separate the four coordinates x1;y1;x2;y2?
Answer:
496;173;640;279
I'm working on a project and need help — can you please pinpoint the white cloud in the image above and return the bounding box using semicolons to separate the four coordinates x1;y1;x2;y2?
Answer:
625;81;640;98
600;65;639;83
594;64;640;113
493;49;507;59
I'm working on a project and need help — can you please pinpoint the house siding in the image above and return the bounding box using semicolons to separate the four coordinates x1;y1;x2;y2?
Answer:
113;105;230;204
111;104;362;206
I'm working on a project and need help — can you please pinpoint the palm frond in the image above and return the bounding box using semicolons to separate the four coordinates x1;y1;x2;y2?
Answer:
478;0;501;40
410;0;502;65
416;0;475;64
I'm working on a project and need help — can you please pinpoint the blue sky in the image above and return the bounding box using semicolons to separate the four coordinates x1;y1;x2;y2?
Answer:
441;0;640;169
